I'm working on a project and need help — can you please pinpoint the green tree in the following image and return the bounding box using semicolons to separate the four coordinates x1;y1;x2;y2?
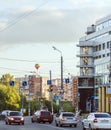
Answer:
0;73;19;88
0;80;21;111
62;101;75;112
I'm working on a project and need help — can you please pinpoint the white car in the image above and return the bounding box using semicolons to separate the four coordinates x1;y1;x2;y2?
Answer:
55;112;79;127
82;112;111;130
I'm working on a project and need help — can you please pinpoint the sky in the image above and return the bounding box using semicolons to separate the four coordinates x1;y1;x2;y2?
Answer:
0;0;111;79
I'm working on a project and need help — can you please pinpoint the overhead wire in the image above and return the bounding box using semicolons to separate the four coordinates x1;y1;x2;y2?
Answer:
0;0;76;77
0;0;50;32
0;57;59;63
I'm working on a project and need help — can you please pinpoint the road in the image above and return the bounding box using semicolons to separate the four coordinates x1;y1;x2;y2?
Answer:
0;116;83;130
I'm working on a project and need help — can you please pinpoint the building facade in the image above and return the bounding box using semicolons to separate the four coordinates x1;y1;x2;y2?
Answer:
16;75;50;101
77;14;111;113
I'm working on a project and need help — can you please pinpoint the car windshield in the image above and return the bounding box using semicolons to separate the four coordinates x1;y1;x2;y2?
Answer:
63;113;74;117
10;112;22;116
95;114;110;118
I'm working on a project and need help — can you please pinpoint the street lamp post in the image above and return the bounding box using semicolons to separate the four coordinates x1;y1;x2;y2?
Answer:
52;46;63;112
52;46;63;89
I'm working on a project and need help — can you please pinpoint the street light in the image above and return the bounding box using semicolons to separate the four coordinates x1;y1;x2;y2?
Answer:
52;46;63;112
52;46;63;90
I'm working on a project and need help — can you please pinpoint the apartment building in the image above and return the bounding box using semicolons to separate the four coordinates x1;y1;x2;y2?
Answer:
16;75;49;100
77;14;111;113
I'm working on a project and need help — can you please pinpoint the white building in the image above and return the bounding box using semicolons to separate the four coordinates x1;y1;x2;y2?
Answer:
77;14;111;112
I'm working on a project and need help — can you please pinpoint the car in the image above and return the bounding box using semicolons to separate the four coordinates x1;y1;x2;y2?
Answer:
0;110;11;120
31;110;40;122
31;110;53;123
55;112;79;127
5;111;24;125
82;112;111;130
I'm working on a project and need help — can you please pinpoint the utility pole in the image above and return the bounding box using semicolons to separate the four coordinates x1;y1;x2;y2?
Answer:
28;75;31;116
52;46;64;112
49;70;53;114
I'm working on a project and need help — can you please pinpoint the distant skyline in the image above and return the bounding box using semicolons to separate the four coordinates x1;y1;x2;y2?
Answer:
0;0;111;79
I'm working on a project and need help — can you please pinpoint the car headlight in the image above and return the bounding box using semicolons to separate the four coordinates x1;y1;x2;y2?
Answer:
8;117;14;120
20;117;24;121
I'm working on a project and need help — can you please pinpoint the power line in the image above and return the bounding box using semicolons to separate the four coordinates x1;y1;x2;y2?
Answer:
0;57;59;63
0;0;50;32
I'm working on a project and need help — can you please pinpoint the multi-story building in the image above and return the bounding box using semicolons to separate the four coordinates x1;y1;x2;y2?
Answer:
16;75;49;100
72;77;78;110
52;76;78;108
77;14;111;113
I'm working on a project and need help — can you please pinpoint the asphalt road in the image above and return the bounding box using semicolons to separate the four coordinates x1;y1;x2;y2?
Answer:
0;116;83;130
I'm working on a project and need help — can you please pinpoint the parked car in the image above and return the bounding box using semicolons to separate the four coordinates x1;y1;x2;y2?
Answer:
82;112;111;130
5;111;24;125
55;112;79;127
0;110;10;120
31;110;53;123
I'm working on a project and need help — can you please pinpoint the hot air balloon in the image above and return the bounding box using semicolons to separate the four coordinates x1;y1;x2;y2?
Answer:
35;64;40;70
35;64;40;75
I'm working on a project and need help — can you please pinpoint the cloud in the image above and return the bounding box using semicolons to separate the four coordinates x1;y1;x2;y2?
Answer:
0;1;111;45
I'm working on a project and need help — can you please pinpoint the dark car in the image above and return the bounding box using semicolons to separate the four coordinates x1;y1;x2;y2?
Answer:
31;110;53;123
0;110;10;120
5;111;24;125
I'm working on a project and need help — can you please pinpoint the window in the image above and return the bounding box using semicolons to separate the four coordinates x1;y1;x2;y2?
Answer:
107;42;110;48
99;44;101;50
95;114;110;118
107;53;110;57
63;113;74;117
103;54;105;57
102;43;105;50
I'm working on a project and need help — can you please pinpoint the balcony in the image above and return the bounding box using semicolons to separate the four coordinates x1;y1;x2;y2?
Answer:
77;40;95;47
76;53;94;57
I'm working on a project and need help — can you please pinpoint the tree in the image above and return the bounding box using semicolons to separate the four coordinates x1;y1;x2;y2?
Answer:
0;73;19;88
62;101;75;112
0;74;14;86
0;74;21;111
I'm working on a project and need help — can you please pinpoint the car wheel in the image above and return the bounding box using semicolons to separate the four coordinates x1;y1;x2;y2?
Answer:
60;123;62;127
37;119;40;123
49;121;52;124
56;123;58;126
74;124;77;127
5;121;8;125
58;122;62;127
82;124;86;130
70;124;72;127
31;118;34;123
89;125;93;130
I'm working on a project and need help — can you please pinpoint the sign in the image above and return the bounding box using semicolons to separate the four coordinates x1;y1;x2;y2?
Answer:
47;80;52;85
10;81;14;86
22;81;27;86
91;95;95;99
56;99;59;105
65;78;70;83
26;97;33;101
54;95;59;100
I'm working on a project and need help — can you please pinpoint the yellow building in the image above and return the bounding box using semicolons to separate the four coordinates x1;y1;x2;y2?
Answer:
98;86;111;112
